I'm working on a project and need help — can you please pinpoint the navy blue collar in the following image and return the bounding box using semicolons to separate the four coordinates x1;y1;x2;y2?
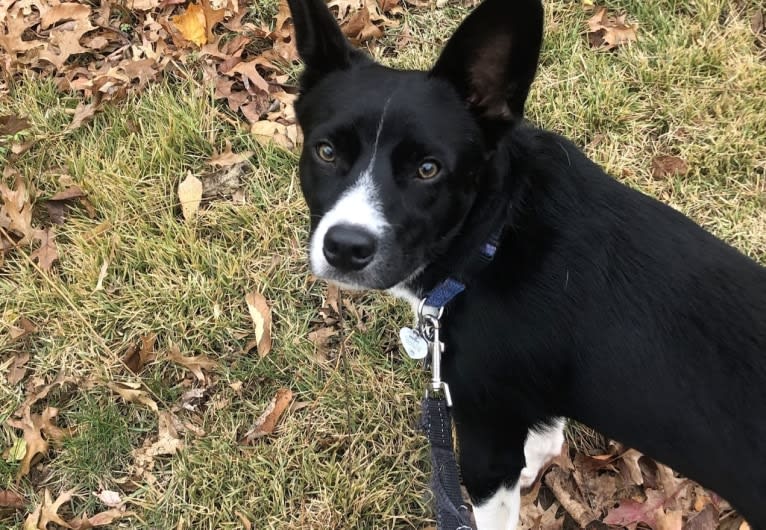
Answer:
422;211;505;310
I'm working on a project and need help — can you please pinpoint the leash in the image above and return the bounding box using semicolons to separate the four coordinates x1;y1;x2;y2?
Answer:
400;212;505;530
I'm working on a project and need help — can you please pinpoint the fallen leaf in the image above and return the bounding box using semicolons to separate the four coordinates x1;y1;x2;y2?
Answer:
123;333;157;374
178;172;203;221
37;406;74;445
604;489;665;528
108;382;159;412
32;488;76;530
0;114;31;136
167;344;218;382
46;185;88;224
0;489;25;509
0;175;34;245
207;141;253;167
200;0;225;43
241;387;292;443
685;503;718;530
587;7;638;50
66;102;97;132
308;327;338;361
245;290;272;357
7;352;30;384
172;3;207;46
9;316;38;341
153;411;184;455
23;500;42;530
93;490;122;508
651;155;689;179
30;227;59;272
341;6;383;41
656;508;683;530
6;408;50;479
69;508;134;528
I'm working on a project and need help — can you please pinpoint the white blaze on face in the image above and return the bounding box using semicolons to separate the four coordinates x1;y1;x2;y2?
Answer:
309;98;393;279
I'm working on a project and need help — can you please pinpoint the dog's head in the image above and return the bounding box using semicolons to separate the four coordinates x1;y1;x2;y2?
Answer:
288;0;543;290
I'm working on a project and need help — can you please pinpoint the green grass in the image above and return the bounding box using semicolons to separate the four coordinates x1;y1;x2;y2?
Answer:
1;0;765;528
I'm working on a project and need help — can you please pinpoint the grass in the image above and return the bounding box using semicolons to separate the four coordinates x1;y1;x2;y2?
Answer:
1;0;765;528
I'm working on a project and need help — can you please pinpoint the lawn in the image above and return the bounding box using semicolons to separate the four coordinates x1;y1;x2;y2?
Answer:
1;0;764;528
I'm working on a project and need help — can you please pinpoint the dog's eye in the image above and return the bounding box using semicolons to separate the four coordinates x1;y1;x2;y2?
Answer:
417;159;441;180
316;142;336;163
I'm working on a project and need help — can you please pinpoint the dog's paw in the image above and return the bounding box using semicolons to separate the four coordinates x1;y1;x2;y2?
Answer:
521;419;566;488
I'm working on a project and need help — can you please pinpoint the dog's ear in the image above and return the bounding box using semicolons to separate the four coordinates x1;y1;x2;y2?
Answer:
429;0;543;124
287;0;368;90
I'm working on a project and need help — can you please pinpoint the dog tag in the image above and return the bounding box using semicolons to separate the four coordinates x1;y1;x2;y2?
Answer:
399;327;428;360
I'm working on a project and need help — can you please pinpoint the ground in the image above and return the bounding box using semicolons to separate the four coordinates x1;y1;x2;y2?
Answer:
1;0;765;528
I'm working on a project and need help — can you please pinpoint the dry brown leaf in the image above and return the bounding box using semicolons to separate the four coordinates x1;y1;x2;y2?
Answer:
7;352;30;385
0;175;34;244
9;316;38;341
37;407;74;444
245;290;272;357
167;344;218;382
651;155;689;179
241;387;293;443
108;382;159;412
341;6;384;41
226;60;270;93
153;411;184;455
207;141;253;167
0;114;31;136
201;0;226;43
250;120;299;151
173;3;208;46
6;408;49;480
0;489;25;509
69;508;134;528
65;102;97;132
657;508;683;530
685;504;718;530
24;499;42;530
123;333;157;374
178;172;203;221
30;227;59;273
308;327;338;361
586;7;638;50
34;488;77;529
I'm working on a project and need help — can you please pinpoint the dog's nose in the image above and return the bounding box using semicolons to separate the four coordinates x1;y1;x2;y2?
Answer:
323;224;377;271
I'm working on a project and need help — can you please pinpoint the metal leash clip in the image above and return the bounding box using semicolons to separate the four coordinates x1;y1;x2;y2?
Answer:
417;301;452;407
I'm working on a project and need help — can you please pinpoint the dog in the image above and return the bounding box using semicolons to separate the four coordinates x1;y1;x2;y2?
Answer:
286;0;766;527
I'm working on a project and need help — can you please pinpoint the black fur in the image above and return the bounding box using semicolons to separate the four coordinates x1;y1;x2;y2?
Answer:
287;0;766;524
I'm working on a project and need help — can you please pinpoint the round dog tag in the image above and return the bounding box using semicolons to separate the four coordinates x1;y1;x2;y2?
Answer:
399;327;428;360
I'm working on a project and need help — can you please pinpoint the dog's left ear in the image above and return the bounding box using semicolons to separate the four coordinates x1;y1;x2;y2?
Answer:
429;0;543;124
287;0;369;91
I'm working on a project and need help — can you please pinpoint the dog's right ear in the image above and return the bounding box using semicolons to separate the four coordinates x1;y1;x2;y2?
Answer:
287;0;368;91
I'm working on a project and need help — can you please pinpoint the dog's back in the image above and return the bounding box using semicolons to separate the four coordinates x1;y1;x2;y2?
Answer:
447;127;766;516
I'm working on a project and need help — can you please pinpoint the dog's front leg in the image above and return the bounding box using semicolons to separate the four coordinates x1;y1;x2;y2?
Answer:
519;417;566;489
455;419;527;530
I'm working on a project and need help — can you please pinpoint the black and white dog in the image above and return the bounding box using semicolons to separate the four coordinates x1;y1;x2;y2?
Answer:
286;0;766;527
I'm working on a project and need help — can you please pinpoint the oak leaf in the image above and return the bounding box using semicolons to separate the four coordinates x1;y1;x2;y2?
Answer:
30;227;59;273
6;408;49;480
167;344;218;382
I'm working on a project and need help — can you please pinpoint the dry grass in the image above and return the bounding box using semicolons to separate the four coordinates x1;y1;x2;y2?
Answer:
1;0;764;528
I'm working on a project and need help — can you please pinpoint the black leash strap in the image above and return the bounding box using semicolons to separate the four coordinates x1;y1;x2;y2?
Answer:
421;396;474;530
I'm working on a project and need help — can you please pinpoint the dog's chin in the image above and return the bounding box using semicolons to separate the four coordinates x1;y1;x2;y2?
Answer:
311;260;417;292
